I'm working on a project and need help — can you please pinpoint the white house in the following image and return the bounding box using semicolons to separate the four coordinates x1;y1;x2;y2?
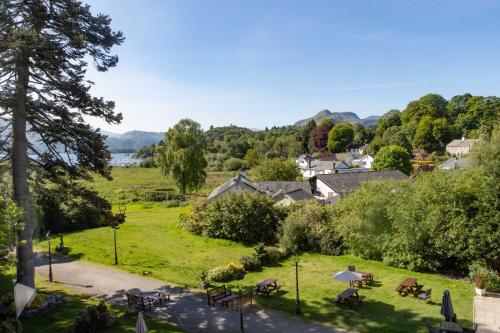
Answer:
310;170;409;204
346;144;368;157
352;154;374;169
446;137;478;156
295;154;350;178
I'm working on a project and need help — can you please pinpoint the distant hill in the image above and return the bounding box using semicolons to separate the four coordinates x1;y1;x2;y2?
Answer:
104;130;164;151
294;110;380;127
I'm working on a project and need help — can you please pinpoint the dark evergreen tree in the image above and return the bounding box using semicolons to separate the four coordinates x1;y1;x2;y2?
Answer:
0;0;123;287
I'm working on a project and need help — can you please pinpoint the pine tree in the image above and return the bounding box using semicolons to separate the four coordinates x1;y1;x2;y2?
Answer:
0;0;123;287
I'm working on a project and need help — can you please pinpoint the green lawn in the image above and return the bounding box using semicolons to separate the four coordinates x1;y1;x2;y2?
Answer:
34;167;475;332
0;265;184;332
37;203;473;333
86;167;234;202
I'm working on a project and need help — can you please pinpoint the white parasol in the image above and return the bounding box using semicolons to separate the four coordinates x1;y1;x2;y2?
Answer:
14;283;36;318
332;271;363;282
136;311;148;333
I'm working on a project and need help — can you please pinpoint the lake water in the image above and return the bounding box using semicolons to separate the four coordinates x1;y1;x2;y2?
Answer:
28;153;143;166
110;153;143;166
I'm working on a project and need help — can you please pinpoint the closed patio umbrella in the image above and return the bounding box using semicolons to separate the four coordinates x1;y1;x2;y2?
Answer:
440;290;455;322
332;271;363;283
136;311;148;333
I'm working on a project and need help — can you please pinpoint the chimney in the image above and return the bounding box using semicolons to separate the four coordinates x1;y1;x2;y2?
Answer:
333;162;338;173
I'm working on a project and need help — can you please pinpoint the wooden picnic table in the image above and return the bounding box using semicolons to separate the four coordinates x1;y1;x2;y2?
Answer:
255;278;281;296
335;288;365;308
348;272;374;288
395;278;423;296
440;321;463;333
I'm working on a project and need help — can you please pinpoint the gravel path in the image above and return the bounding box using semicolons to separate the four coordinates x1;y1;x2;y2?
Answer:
34;253;344;333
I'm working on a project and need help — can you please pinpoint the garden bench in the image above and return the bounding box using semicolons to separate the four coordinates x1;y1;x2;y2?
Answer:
417;289;432;302
396;278;423;296
126;293;152;312
207;285;231;306
334;288;364;308
254;278;283;296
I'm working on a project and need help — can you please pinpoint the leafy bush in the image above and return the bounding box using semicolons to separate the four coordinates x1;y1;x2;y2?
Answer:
469;262;500;292
72;301;117;333
0;292;22;333
223;157;245;171
252;158;301;181
239;255;261;272
161;200;189;208
207;263;245;282
140;157;156;168
278;201;344;255
182;194;286;244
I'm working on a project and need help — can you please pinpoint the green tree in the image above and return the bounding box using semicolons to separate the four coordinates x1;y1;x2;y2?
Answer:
300;119;316;153
372;146;412;175
252;158;301;181
379;126;412;153
327;124;354;153
401;93;449;125
375;109;402;137
156;119;207;194
412;117;452;152
0;1;123;287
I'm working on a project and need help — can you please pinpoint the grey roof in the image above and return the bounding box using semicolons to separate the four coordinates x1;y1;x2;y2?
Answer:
255;181;312;194
207;173;262;200
347;144;368;150
446;139;477;148
302;159;348;171
439;157;470;170
285;188;316;201
316;170;408;193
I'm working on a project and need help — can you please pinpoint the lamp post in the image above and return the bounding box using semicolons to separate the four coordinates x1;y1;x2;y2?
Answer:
46;231;53;282
294;259;301;315
112;204;127;266
238;285;245;333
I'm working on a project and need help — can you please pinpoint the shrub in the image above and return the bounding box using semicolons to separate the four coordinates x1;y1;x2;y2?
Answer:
140;157;156;168
182;193;286;244
239;255;261;272
278;201;344;255
0;292;22;333
207;263;245;282
72;301;117;333
252;158;301;181
469;262;500;292
223;157;245;171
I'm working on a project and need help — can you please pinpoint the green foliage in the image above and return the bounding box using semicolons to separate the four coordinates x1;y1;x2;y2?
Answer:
379;126;412;153
239;255;262;272
139;157;156;168
0;197;21;254
469;262;500;292
335;168;499;274
0;292;22;333
207;263;245;282
375;110;402;137
401;93;449;125
412;116;452;152
327;124;354;152
182;194;286;244
156;119;208;194
372;145;412;175
72;301;117;333
252;158;301;181
223;157;245;171
278;201;343;255
254;243;287;264
300;120;317;153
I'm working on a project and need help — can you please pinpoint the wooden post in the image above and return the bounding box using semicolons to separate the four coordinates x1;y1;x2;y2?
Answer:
295;260;300;315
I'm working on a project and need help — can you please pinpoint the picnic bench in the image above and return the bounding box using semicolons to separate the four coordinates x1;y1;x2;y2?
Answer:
126;292;169;312
254;278;282;296
395;278;424;296
334;288;365;308
347;271;374;288
207;285;232;306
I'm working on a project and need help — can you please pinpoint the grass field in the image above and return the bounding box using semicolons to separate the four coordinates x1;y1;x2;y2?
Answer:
0;264;184;332
35;167;474;332
86;167;234;202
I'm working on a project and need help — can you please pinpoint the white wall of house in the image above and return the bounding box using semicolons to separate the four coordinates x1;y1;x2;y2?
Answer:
275;196;296;206
315;179;338;198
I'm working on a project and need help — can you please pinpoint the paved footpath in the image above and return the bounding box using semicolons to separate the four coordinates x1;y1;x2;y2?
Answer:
34;253;343;333
474;294;500;333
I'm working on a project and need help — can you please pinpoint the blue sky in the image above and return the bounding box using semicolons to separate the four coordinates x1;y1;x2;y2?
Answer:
85;0;500;132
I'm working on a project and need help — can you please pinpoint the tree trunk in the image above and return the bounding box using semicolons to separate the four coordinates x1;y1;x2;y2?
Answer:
12;57;35;288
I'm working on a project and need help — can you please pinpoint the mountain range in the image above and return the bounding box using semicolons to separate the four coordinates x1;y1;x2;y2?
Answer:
293;109;380;127
103;130;164;151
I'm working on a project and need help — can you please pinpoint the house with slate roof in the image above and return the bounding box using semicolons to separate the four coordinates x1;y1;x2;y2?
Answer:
439;157;470;170
207;173;315;206
295;154;350;178
310;170;408;204
446;136;478;156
